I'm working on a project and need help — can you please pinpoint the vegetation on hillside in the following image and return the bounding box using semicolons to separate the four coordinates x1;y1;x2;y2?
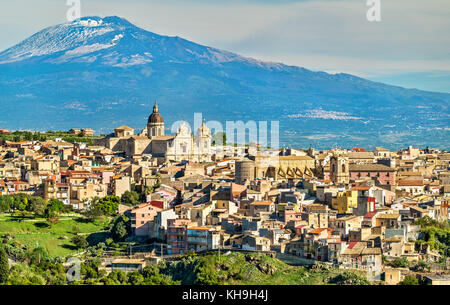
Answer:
0;130;100;145
0;249;371;286
414;217;450;259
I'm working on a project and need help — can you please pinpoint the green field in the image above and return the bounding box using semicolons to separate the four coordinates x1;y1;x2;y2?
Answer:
0;213;108;257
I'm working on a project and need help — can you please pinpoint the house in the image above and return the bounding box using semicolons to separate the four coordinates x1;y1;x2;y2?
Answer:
384;268;404;285
249;201;275;217
424;275;450;285
242;235;271;251
130;203;160;237
330;215;363;238
81;128;95;136
111;259;148;273
375;213;401;228
167;218;192;255
349;164;396;186
190;202;216;226
304;204;329;229
328;241;347;264
151;209;179;240
396;180;425;195
332;190;358;214
187;226;220;252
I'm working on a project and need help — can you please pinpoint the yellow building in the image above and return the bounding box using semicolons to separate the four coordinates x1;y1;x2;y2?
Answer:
332;190;358;214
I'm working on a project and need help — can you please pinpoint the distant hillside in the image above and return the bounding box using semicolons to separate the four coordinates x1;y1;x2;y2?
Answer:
0;16;449;150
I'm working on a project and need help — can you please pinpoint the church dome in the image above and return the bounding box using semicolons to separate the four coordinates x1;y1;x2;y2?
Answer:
148;102;164;124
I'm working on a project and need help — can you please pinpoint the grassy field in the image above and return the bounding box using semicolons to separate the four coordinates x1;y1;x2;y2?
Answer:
0;213;109;257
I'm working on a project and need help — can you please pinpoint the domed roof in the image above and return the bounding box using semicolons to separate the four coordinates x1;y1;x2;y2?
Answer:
148;101;164;124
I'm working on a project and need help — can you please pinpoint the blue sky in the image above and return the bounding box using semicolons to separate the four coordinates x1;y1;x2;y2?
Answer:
1;0;449;92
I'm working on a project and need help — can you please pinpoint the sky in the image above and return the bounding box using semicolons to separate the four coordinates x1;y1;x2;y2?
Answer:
0;0;449;93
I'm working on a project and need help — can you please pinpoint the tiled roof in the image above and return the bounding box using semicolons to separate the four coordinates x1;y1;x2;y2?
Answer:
397;180;424;186
251;201;273;206
349;164;395;172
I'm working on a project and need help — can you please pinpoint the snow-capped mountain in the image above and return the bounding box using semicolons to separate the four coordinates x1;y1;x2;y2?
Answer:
0;16;448;149
0;16;282;69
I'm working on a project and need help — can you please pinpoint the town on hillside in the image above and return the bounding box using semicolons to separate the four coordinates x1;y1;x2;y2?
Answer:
0;105;449;286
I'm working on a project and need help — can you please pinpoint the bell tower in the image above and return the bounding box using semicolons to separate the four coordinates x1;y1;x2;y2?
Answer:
147;101;165;139
330;152;349;184
196;118;211;161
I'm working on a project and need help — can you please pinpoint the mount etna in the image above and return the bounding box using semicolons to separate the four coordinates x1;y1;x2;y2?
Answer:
0;16;448;149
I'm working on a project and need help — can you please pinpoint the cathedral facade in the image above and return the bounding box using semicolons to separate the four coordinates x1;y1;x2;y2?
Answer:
94;102;212;163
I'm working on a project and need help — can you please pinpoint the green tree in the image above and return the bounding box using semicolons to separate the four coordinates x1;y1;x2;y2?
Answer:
94;196;120;216
390;257;409;268
121;191;140;206
85;199;104;221
29;196;47;217
0;246;9;284
127;270;145;285
110;215;131;242
26;247;48;266
71;235;89;250
102;269;127;285
399;275;419;285
0;196;11;212
10;193;32;212
45;199;65;217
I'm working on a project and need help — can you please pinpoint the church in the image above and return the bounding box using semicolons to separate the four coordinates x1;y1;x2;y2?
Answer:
94;102;212;163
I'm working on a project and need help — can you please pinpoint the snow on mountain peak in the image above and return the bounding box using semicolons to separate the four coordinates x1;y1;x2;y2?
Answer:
0;16;292;71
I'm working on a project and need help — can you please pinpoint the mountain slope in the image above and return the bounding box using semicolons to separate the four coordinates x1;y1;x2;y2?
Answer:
0;16;448;149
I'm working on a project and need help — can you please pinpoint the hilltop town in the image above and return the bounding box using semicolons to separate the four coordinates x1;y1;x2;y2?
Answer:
0;106;449;285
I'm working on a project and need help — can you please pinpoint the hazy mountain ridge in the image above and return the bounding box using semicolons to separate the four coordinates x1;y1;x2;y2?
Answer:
0;16;448;149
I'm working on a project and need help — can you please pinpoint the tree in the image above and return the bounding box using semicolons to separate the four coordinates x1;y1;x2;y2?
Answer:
399;275;419;285
71;235;89;250
29;196;46;217
26;247;48;266
44;199;65;225
94;196;120;216
45;199;65;218
391;257;409;268
127;270;145;285
0;196;11;213
0;246;9;284
10;193;31;212
85;201;104;221
121;191;140;206
102;270;127;285
110;215;131;242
